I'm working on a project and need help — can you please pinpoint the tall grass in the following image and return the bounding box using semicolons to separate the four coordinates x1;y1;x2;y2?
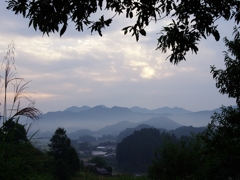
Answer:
0;42;45;179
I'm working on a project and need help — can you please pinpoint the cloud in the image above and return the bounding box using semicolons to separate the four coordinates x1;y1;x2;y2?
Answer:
31;93;59;99
129;61;148;67
77;88;92;93
179;67;195;72
0;1;237;114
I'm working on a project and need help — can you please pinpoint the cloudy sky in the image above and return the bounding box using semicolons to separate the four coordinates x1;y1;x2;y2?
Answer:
0;1;237;114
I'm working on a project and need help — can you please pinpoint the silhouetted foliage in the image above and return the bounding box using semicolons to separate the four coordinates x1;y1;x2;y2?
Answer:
107;166;113;173
211;26;240;106
149;27;240;180
117;124;154;142
54;159;70;180
198;106;240;179
148;136;202;179
70;139;78;150
48;128;71;160
168;126;206;139
0;142;55;179
48;127;80;179
116;128;171;172
0;119;28;143
0;42;46;179
6;0;240;64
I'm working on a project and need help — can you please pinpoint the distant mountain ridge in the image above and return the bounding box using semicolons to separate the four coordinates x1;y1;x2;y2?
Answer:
94;116;181;136
63;105;192;115
35;105;236;134
130;106;192;114
64;106;91;112
39;106;160;132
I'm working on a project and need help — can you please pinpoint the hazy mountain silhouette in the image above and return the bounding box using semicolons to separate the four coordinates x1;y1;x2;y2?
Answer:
95;121;136;136
36;105;231;133
169;110;215;126
117;124;155;142
137;116;182;130
39;106;160;132
130;106;192;114
64;106;90;112
91;116;181;136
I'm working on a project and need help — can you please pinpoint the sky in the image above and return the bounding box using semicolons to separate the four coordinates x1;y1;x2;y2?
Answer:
0;1;237;114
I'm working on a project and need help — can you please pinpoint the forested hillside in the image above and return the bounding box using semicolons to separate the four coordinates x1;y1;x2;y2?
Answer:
116;128;175;173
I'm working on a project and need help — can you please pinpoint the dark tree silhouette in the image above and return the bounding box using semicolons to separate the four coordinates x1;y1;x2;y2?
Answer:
48;127;80;179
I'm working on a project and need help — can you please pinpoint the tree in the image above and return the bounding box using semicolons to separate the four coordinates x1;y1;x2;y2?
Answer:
148;26;240;180
0;119;28;143
211;26;240;106
116;128;169;172
6;0;240;64
198;106;240;179
48;127;71;160
148;136;202;180
203;28;240;179
48;127;80;179
67;146;81;173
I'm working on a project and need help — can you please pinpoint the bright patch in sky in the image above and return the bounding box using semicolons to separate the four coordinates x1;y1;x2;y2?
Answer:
141;66;156;79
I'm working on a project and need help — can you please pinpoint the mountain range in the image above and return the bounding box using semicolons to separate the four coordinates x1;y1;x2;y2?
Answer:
31;105;227;137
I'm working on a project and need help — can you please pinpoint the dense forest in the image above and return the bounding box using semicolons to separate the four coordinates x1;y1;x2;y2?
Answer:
116;128;173;173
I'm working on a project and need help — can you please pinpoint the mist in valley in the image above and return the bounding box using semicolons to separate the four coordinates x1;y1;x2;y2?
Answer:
29;105;221;141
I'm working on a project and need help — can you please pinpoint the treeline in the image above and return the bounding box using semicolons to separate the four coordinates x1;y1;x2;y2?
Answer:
70;124;206;144
116;128;191;173
70;125;206;159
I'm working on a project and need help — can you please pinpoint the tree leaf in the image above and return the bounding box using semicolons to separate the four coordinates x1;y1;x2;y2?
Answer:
139;29;146;36
60;24;67;37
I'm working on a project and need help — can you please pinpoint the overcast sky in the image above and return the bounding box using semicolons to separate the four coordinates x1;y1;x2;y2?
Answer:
0;1;237;114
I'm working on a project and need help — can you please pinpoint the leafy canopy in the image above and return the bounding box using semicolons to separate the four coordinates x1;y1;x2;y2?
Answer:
148;27;240;180
6;0;240;64
48;127;71;159
211;26;240;106
48;127;80;179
